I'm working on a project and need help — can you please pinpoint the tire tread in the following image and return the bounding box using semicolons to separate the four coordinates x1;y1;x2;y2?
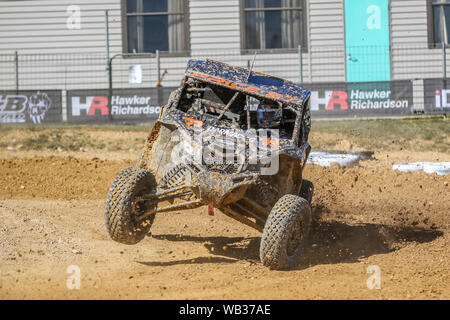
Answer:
105;167;156;245
260;194;311;270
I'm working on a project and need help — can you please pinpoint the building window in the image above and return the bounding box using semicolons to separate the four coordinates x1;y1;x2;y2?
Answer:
241;0;306;51
430;0;450;45
123;0;189;54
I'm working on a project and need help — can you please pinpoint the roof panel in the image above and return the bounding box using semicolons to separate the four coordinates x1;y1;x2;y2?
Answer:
185;59;310;108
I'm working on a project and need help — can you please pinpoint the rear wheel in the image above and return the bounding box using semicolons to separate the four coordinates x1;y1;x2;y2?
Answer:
105;167;157;245
260;194;311;270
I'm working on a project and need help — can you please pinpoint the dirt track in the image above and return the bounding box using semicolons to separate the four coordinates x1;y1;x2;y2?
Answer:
0;145;449;300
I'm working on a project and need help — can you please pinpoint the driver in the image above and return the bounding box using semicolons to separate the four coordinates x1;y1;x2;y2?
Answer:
256;99;282;129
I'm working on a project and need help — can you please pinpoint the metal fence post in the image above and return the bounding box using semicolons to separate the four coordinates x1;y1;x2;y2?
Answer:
443;41;447;79
108;55;113;122
108;57;113;90
105;10;111;91
156;50;161;87
105;11;110;65
298;45;303;84
15;51;19;91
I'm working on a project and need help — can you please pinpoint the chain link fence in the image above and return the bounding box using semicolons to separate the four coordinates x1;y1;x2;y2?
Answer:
0;45;448;90
2;44;450;112
0;53;107;91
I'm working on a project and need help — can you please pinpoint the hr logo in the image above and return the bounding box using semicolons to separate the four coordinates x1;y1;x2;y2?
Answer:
66;265;81;290
310;90;348;111
71;96;109;116
366;265;381;290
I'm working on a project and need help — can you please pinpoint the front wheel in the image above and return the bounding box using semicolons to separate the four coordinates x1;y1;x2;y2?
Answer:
260;194;311;270
105;167;157;245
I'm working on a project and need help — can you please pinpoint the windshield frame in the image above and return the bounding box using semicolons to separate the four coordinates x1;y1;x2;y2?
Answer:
172;77;304;146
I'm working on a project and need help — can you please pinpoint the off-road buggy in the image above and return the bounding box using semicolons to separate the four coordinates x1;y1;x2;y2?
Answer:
105;59;313;270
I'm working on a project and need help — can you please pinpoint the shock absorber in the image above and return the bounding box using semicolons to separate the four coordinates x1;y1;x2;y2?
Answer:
257;178;271;206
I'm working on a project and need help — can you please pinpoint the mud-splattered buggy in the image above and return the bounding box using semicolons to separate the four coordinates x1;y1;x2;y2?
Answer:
105;59;313;270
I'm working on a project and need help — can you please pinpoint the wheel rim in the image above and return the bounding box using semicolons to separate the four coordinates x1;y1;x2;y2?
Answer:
130;190;156;226
131;199;147;217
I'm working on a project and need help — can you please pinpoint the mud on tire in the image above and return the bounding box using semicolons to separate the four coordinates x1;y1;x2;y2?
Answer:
260;194;312;270
105;167;157;245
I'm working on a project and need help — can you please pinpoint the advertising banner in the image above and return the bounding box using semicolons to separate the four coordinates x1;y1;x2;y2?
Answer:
306;80;414;118
67;88;174;123
66;81;415;123
0;90;62;124
423;78;450;114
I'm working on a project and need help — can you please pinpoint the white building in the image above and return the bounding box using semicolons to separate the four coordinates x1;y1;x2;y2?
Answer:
0;0;448;92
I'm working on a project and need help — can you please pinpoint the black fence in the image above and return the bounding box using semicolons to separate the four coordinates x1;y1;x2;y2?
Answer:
1;45;450;124
1;80;448;125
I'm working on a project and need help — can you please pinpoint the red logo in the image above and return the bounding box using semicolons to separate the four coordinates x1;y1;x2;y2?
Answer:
87;96;109;115
326;91;348;111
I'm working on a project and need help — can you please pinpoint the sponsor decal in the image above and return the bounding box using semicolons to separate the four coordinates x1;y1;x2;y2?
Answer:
67;88;171;123
183;116;204;128
0;91;55;124
67;81;415;123
71;95;161;117
310;90;348;111
423;79;450;114
311;89;409;112
435;89;447;108
432;89;450;112
307;81;413;118
348;89;408;110
185;118;280;149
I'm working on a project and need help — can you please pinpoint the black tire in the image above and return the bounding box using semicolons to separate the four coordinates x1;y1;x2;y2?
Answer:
260;194;312;270
105;167;157;245
299;179;314;206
